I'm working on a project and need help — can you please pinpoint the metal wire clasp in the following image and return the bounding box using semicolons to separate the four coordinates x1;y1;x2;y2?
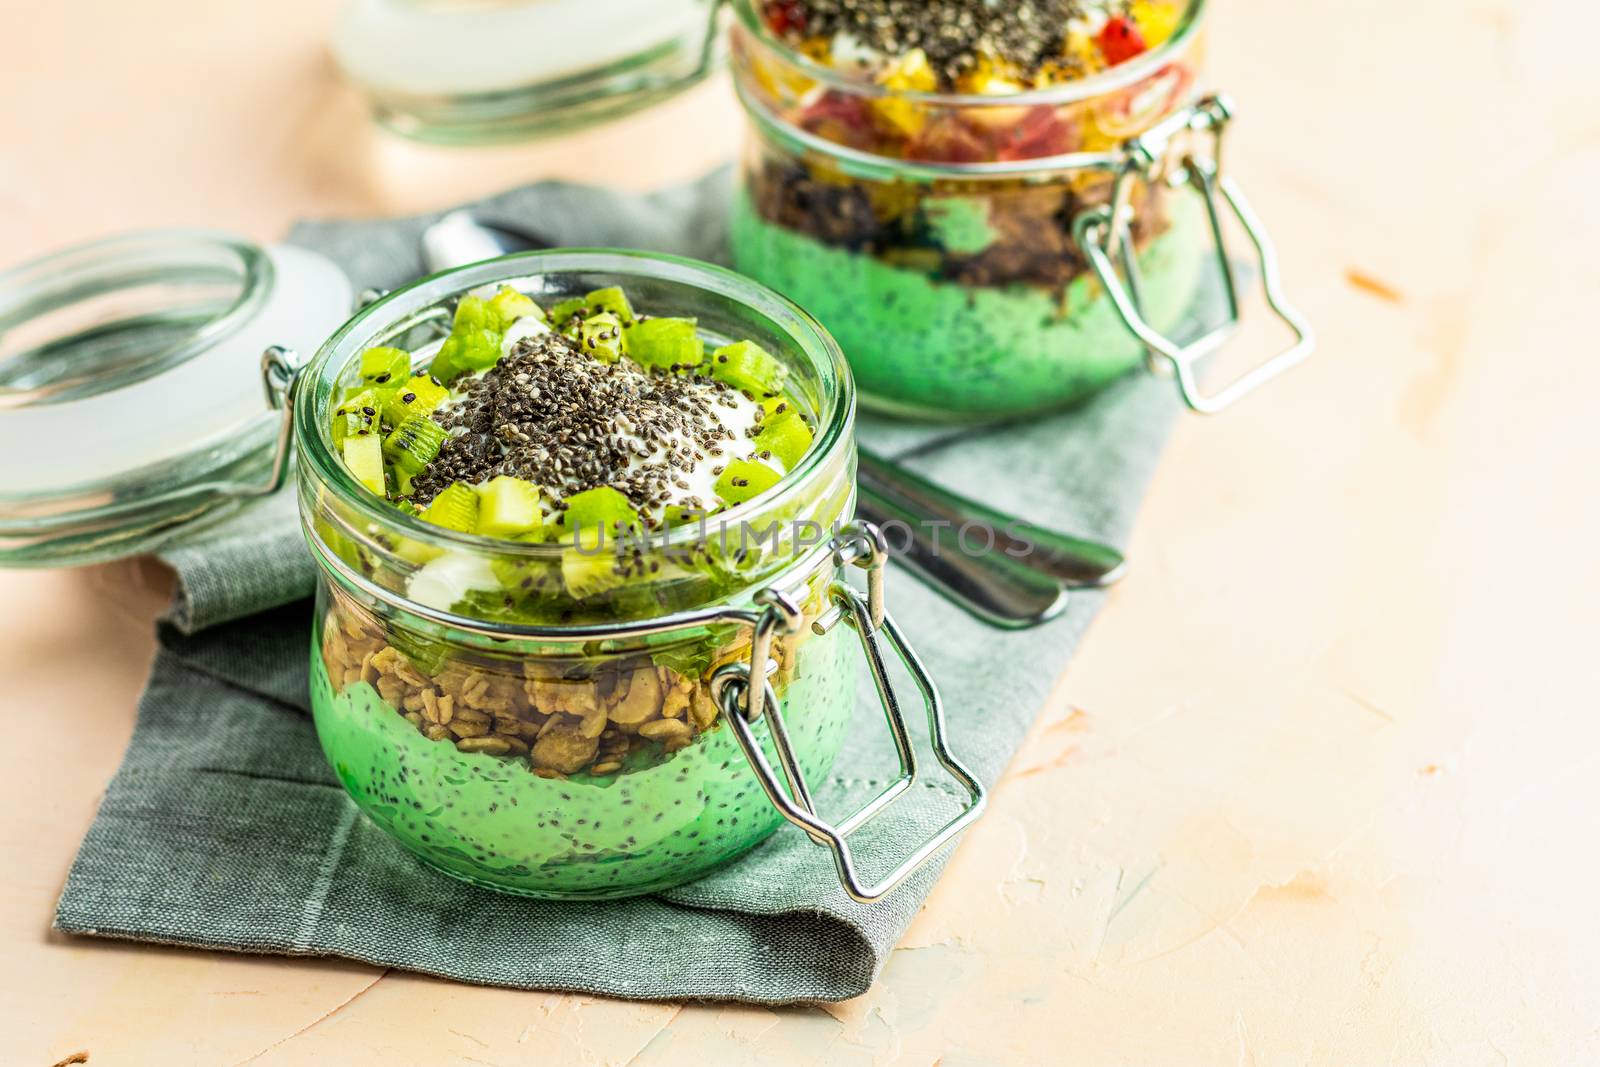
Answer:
710;520;986;903
1073;93;1314;413
250;345;303;499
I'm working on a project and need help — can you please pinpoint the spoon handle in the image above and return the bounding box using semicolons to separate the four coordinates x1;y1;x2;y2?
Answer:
857;448;1127;589
855;475;1071;631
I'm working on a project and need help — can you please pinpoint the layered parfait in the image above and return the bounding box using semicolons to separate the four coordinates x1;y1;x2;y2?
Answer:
730;0;1208;418
310;278;856;897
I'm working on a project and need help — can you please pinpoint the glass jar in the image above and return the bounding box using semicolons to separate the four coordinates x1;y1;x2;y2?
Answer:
334;0;724;143
726;0;1312;421
0;230;351;567
293;250;983;900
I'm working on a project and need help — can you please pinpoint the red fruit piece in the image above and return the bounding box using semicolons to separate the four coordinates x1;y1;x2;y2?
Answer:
800;90;870;132
910;117;992;164
798;90;878;150
766;0;806;36
1097;16;1148;66
997;106;1077;161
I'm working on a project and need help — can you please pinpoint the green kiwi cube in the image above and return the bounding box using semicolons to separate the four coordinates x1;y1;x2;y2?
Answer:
624;317;704;370
562;486;640;536
418;482;479;533
452;294;495;333
714;458;782;505
752;411;813;470
342;433;386;495
488;286;543;331
546;297;588;326
562;532;627;599
381;373;449;426
761;395;797;418
331;388;380;447
579;311;625;364
431;326;500;382
383;414;447;479
359;346;411;386
711;340;786;395
477;476;543;538
662;504;709;529
584;286;635;325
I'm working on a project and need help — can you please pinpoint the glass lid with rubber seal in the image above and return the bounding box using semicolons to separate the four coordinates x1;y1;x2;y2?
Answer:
0;229;353;567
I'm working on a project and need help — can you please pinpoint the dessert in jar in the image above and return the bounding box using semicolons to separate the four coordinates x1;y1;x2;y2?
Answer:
298;251;982;900
729;0;1311;420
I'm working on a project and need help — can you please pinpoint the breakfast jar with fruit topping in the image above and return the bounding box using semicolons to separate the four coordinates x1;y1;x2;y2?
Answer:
729;0;1311;420
297;250;982;901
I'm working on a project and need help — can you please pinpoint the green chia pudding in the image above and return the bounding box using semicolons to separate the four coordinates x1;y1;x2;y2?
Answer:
312;615;854;898
729;0;1210;419
310;276;859;898
731;187;1205;417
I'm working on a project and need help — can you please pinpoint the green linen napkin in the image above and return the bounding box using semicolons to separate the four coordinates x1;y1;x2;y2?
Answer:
54;170;1181;1003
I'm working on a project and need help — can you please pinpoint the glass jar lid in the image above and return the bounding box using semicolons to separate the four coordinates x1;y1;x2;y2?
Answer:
0;230;353;567
333;0;726;143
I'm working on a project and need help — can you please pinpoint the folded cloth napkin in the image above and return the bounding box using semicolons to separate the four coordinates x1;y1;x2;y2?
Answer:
54;170;1181;1003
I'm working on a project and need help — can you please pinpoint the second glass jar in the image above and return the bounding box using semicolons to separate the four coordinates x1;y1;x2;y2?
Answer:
728;0;1212;421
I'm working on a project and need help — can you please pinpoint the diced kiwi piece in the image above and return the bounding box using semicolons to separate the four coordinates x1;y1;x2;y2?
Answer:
714;458;782;505
546;297;588;326
427;344;467;386
418;482;479;534
711;340;787;396
381;373;449;426
431;327;500;383
752;411;813;470
383;414;447;481
430;295;506;382
625;317;704;371
487;537;560;591
562;486;640;536
392;535;444;566
342;434;386;496
579;311;625;364
331;388;381;447
662;504;709;529
584;286;635;325
761;395;798;418
477;476;543;538
562;530;626;599
453;294;496;333
359;346;411;386
488;286;544;331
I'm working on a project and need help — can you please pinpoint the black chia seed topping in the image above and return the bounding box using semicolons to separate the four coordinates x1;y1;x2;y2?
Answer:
778;0;1101;88
409;331;750;521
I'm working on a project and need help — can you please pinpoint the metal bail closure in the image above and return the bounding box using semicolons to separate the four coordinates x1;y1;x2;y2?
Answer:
248;345;304;498
138;344;304;508
1073;93;1315;414
711;522;987;904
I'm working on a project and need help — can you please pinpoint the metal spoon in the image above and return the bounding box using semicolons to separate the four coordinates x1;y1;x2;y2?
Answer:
419;212;1127;628
856;449;1125;588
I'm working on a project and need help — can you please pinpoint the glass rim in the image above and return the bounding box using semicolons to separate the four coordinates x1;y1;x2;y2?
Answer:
0;228;272;410
295;247;857;563
729;0;1205;108
735;75;1139;181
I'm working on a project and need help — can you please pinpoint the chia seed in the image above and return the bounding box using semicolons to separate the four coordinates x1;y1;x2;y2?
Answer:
408;331;752;522
777;0;1101;88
